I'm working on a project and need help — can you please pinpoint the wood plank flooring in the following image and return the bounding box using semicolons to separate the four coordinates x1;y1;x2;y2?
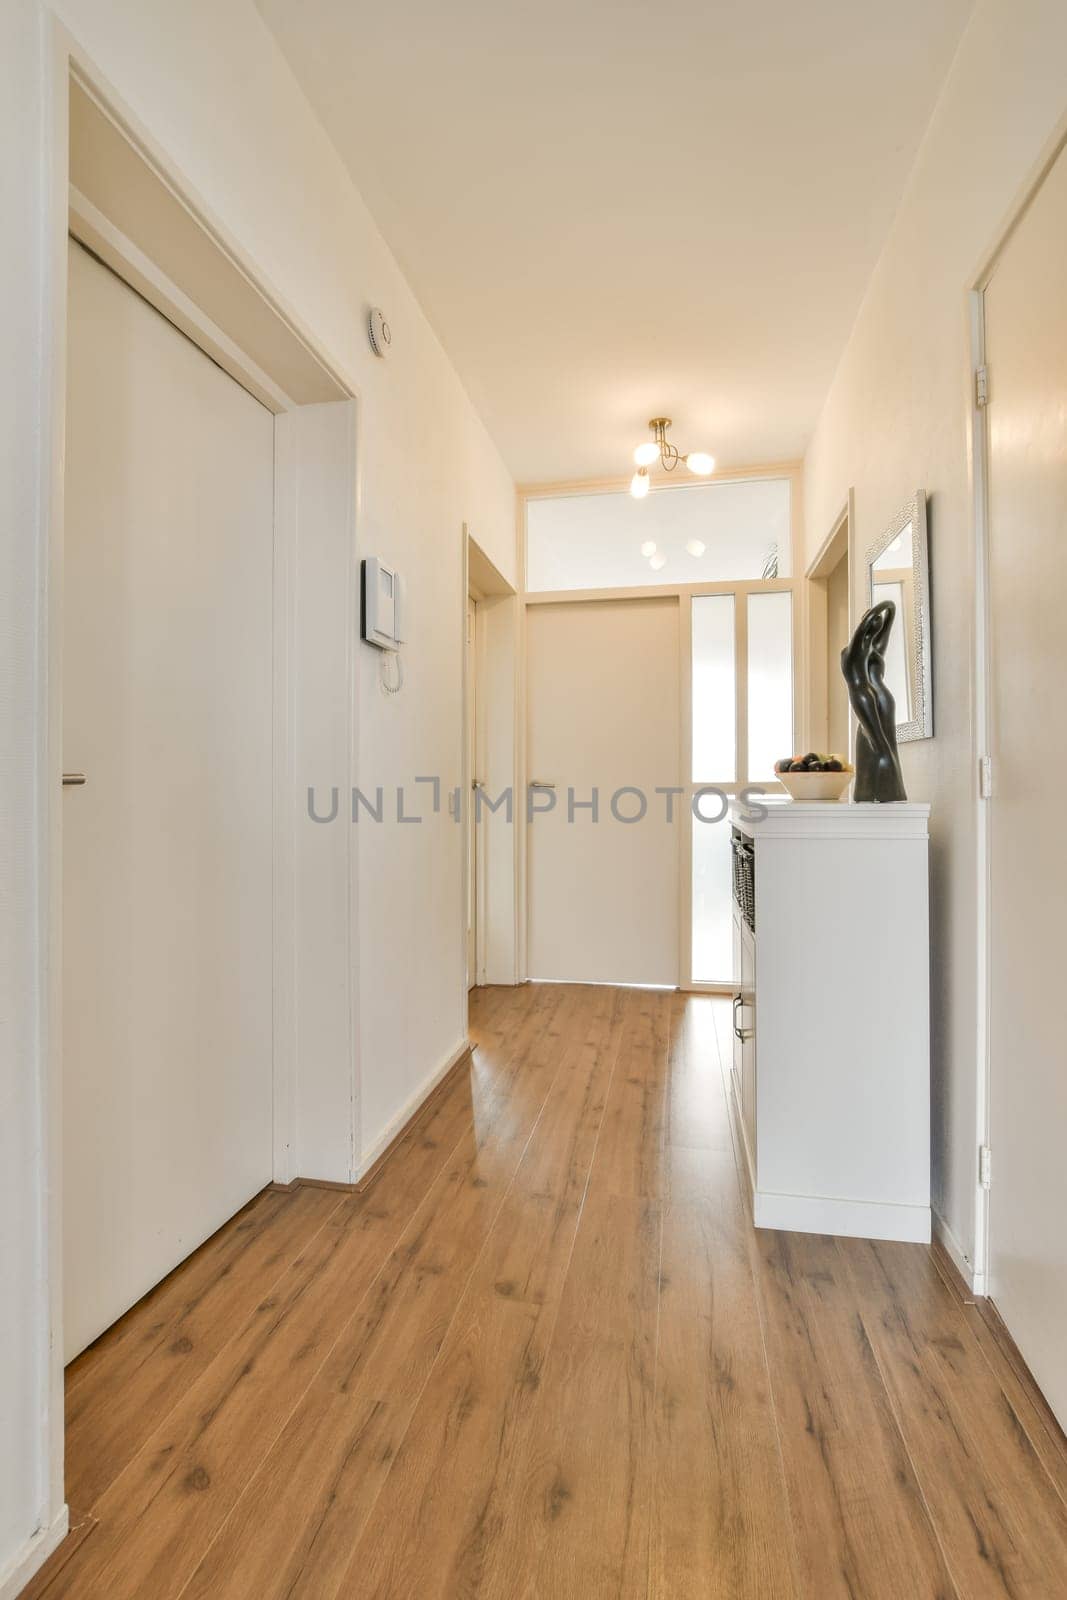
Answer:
39;983;1067;1600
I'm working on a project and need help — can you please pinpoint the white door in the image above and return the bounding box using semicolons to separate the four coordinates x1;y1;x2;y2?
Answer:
526;597;680;985
985;142;1067;1426
63;240;275;1360
466;595;479;987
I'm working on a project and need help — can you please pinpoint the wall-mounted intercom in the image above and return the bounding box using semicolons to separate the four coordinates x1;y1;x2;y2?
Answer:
361;557;404;651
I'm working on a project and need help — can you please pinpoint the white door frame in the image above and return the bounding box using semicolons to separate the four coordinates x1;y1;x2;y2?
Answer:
464;587;487;988
462;527;522;990
967;111;1067;1298
33;22;361;1558
804;490;854;758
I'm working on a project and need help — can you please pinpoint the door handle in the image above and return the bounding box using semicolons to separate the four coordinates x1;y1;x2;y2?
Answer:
63;773;87;787
732;992;752;1042
528;780;556;788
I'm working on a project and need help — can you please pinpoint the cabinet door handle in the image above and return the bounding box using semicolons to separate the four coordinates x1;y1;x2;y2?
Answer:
733;991;752;1042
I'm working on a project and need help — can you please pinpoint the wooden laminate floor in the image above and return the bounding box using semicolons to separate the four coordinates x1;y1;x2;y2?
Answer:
37;984;1067;1600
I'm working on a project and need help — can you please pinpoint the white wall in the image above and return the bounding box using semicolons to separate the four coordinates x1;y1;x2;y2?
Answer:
803;0;1067;1274
0;3;63;1591
1;0;516;1587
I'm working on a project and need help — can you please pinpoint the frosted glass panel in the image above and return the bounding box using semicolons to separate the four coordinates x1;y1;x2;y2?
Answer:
527;478;791;591
692;811;734;983
747;591;793;780
691;594;735;782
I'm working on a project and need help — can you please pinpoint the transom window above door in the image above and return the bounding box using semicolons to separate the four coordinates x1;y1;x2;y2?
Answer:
526;476;791;592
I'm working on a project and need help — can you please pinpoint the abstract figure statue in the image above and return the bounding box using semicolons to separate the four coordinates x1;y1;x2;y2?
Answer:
841;601;908;803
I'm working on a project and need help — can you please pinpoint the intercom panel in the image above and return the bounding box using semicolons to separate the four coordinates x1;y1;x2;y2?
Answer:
361;556;404;650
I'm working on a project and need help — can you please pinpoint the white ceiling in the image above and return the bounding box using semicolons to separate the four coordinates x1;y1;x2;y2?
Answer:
258;0;972;483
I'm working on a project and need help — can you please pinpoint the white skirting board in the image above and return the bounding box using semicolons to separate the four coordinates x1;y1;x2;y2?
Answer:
352;1036;471;1182
754;1188;932;1244
0;1507;69;1600
934;1208;985;1295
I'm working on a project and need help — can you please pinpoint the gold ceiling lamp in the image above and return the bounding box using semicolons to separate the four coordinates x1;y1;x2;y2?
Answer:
630;417;716;499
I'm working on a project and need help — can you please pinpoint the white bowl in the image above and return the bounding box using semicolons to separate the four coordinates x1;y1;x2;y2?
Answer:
777;767;853;802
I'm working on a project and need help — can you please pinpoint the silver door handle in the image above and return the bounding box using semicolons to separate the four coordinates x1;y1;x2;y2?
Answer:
63;773;87;787
528;780;556;788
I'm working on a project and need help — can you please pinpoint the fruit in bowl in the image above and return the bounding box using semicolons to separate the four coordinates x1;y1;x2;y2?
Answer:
773;752;854;802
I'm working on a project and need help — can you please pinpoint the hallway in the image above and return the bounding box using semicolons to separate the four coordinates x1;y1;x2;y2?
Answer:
38;984;1067;1600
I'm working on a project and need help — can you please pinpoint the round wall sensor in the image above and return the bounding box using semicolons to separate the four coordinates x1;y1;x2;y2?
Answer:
368;307;391;358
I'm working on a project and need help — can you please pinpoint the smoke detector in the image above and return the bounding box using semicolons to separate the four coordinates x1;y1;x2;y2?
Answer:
368;307;391;358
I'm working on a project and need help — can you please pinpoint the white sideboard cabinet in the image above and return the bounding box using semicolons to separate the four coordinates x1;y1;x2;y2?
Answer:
728;796;931;1243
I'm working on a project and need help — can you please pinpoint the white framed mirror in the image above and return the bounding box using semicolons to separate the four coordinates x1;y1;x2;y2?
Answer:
865;490;932;742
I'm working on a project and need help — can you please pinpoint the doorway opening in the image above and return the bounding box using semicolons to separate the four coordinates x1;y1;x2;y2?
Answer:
522;469;803;992
466;592;481;988
464;529;520;1007
805;493;853;762
43;46;356;1541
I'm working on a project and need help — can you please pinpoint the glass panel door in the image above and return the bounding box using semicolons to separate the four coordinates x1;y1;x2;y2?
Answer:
747;590;794;780
692;595;736;782
690;594;736;983
690;587;795;985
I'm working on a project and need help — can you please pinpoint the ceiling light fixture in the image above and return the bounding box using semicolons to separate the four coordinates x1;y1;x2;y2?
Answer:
640;540;658;557
629;417;715;497
649;552;667;571
686;538;706;557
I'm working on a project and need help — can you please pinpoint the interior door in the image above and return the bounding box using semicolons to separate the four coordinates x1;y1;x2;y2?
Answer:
526;597;680;985
985;141;1067;1427
467;595;478;987
63;240;275;1360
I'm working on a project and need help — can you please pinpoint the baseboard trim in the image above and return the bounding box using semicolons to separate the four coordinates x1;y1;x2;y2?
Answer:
0;1506;70;1600
269;1176;359;1195
933;1208;984;1295
754;1188;932;1244
269;1037;473;1198
353;1037;472;1188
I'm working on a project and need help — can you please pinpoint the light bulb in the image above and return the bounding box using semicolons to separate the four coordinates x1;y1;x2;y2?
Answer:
630;469;650;500
640;540;657;558
685;451;715;476
649;552;667;571
633;441;659;467
686;538;706;557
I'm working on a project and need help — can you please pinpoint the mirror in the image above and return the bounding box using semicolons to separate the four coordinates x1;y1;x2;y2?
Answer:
865;491;932;742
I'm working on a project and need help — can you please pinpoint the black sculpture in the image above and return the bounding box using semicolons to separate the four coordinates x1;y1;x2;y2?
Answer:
841;601;907;803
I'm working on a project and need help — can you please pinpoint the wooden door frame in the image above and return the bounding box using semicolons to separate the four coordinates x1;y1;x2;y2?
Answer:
32;24;361;1567
967;110;1067;1300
